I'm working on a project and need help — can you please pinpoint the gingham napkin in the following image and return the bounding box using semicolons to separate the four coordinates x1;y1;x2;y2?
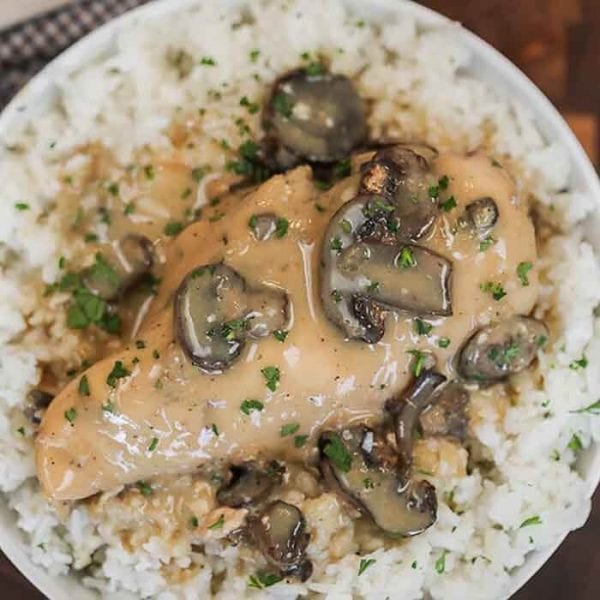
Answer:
0;0;148;109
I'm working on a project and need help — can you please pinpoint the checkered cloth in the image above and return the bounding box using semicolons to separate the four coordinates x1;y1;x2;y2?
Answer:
0;0;148;108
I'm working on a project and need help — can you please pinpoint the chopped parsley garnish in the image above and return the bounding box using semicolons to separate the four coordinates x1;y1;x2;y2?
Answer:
107;182;119;196
366;281;379;293
280;423;300;437
517;261;533;286
305;62;325;76
136;481;153;496
207;514;225;530
249;49;260;62
143;164;155;180
273;92;294;118
191;166;206;182
200;56;216;66
438;175;450;190
135;339;146;349
248;572;282;589
411;561;418;569
434;550;448;574
537;334;548;347
438;337;451;348
17;426;26;436
330;236;343;253
428;185;440;199
358;558;376;576
84;233;98;243
273;329;288;342
240;96;260;114
148;437;159;452
123;201;135;215
181;187;192;199
331;289;343;303
102;400;115;414
414;317;433;336
333;157;352;179
78;375;90;396
240;399;264;415
275;217;289;238
248;214;258;230
340;219;352;234
261;366;280;392
480;281;507;301
221;318;248;341
568;433;583;452
294;434;308;448
439;196;457;212
64;407;77;423
479;237;495;252
569;356;587;370
58;256;66;269
211;423;219;436
571;400;600;414
322;434;352;472
398;246;417;269
226;140;270;183
106;361;130;388
407;349;427;377
152;349;160;360
14;202;29;211
164;221;184;237
363;477;374;489
519;515;542;528
189;516;199;528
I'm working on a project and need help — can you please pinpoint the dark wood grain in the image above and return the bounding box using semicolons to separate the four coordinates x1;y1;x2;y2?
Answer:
1;0;598;597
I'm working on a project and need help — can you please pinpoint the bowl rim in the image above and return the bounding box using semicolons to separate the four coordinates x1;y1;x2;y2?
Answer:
0;1;598;598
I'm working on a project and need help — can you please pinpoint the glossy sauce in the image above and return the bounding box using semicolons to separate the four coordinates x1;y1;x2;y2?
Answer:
36;153;539;501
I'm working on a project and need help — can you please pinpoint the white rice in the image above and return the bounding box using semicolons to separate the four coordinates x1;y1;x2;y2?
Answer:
1;1;599;598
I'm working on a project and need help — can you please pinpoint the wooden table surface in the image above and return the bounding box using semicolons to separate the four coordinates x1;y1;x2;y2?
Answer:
1;0;598;598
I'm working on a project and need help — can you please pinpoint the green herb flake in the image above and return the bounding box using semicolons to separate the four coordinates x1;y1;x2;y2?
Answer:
152;349;160;360
323;434;352;472
240;399;264;415
280;423;300;437
428;185;440;199
358;558;376;576
439;196;457;212
435;550;448;574
148;437;159;452
305;62;325;76
340;219;352;234
64;407;77;423
273;329;288;342
189;516;199;528
411;561;418;569
407;349;427;377
398;246;417;269
517;261;533;286
135;339;146;349
273;92;294;118
519;515;542;528
275;217;289;238
211;423;219;436
248;572;282;589
331;289;343;303
261;366;280;392
200;56;216;66
571;400;600;414
479;237;495;252
249;49;260;62
363;477;374;489
17;426;26;436
164;221;184;237
568;433;583;452
78;375;90;397
123;201;135;215
102;401;116;414
480;281;507;301
438;175;450;190
240;96;260;114
294;434;308;448
106;361;130;388
569;356;588;370
330;236;343;253
414;317;433;336
208;514;225;530
438;337;451;349
84;233;98;243
136;481;153;496
14;202;30;211
366;280;379;293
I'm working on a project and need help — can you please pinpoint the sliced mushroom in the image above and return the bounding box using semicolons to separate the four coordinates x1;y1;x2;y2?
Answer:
359;145;439;241
175;264;289;372
319;428;437;537
248;500;312;580
385;371;447;478
320;198;452;341
458;316;548;383
24;389;54;425
263;68;366;166
463;197;498;238
419;382;470;442
249;213;279;241
83;235;154;301
217;461;283;508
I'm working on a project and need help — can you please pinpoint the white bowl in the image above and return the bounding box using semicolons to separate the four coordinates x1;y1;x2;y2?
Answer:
1;1;599;598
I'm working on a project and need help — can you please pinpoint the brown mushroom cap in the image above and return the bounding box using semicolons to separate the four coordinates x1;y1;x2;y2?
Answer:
174;264;289;373
458;316;548;383
319;428;437;537
419;382;470;442
263;68;367;166
463;197;499;238
217;461;283;508
248;500;312;580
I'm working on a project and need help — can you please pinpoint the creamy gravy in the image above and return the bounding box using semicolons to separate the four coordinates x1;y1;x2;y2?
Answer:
36;152;538;501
